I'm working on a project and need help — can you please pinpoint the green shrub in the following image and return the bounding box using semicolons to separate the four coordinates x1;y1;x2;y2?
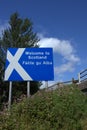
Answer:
0;84;87;130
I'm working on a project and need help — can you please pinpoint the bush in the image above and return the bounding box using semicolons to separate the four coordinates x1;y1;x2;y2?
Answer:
0;84;87;130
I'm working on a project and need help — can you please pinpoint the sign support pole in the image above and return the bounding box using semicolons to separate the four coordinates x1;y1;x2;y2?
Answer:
27;81;30;98
8;81;12;110
45;81;48;88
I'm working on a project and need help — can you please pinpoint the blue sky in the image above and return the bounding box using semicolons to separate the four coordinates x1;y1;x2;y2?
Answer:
0;0;87;86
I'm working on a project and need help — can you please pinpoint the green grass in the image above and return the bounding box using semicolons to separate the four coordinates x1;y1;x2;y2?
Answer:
0;84;87;130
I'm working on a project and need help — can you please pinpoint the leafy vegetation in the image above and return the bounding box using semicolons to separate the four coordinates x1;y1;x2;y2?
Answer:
0;84;87;130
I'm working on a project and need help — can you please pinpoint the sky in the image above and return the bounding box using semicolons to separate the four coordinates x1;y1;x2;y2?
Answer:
0;0;87;87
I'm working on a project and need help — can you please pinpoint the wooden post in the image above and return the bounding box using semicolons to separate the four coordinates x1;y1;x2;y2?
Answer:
27;81;30;98
8;81;12;110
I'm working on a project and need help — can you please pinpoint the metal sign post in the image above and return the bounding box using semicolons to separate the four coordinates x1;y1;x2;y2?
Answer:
8;81;12;110
45;81;48;88
27;81;30;98
78;73;81;83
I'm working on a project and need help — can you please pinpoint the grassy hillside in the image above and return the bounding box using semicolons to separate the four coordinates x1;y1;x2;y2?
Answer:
0;84;87;130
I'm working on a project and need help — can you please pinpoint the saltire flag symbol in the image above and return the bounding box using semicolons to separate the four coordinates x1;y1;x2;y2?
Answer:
4;48;32;81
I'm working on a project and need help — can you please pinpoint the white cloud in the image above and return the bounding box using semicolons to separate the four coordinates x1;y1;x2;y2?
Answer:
37;35;80;77
38;37;73;55
54;62;75;74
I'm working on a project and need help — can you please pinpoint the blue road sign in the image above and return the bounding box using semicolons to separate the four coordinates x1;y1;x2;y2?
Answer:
4;48;54;81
